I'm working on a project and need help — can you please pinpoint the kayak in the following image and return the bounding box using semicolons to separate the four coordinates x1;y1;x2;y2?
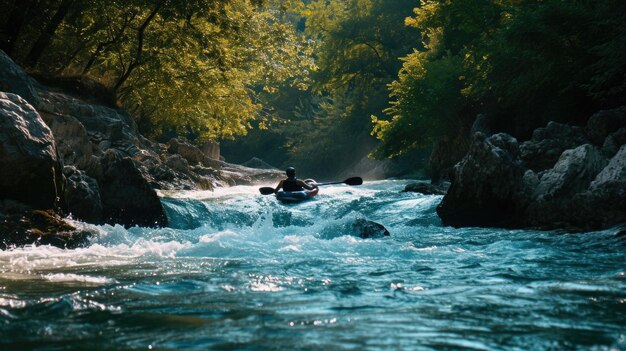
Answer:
276;179;319;204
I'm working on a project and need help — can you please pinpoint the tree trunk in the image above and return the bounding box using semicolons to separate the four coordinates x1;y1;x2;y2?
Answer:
25;0;75;68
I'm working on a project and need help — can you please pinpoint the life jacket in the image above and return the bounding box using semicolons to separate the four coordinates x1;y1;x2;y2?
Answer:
283;178;303;192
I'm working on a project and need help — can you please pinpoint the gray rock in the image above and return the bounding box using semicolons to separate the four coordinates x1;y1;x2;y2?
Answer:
470;113;493;136
48;114;94;169
437;133;527;227
590;144;626;189
351;218;390;238
0;92;62;210
402;181;446;195
166;154;190;173
602;127;626;157
0;49;40;107
99;150;167;227
534;144;607;199
321;218;390;239
168;138;207;166
520;121;589;172
63;166;102;223
586;107;626;145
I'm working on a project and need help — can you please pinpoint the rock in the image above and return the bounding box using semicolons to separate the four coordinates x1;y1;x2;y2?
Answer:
602;127;626;157
586;107;626;145
565;146;626;230
437;133;527;227
321;218;390;239
63;166;102;223
470;113;493;136
533;144;607;199
0;49;40;107
430;134;470;184
0;209;92;250
166;154;190;173
590;144;626;189
0;92;63;210
168;138;207;166
36;89;140;151
48;114;94;169
402;181;446;195
99;150;167;227
241;157;277;170
525;145;609;229
351;219;390;238
520;121;589;172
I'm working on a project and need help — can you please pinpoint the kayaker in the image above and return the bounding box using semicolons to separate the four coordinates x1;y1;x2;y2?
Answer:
275;167;317;192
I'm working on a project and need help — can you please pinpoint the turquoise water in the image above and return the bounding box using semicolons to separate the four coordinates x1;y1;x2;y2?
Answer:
1;180;624;350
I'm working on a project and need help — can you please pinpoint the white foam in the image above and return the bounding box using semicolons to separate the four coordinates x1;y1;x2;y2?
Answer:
41;273;117;285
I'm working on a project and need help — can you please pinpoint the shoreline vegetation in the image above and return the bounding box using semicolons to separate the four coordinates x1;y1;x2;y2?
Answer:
1;0;626;248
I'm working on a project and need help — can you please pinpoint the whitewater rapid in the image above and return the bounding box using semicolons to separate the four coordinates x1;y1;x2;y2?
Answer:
0;180;624;350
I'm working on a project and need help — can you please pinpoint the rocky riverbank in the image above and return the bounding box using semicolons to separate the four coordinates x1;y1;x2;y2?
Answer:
0;50;282;249
437;109;626;231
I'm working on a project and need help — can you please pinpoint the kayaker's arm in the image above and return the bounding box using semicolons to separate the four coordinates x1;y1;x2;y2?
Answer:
275;180;284;193
298;179;317;190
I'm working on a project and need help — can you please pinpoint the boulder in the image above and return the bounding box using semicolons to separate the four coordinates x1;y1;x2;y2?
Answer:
437;133;527;227
0;49;40;107
0;209;91;250
0;92;63;210
168;138;207;165
602;127;626;157
525;145;609;229
437;114;626;231
63;166;102;223
520;121;589;172
586;107;626;145
320;218;391;239
351;218;390;239
166;154;190;173
533;144;607;199
402;181;446;195
47;114;95;169
99;150;167;227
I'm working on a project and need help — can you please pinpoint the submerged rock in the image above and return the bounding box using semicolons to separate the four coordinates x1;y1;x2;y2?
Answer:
0;208;91;250
351;219;390;238
402;181;447;195
319;218;390;239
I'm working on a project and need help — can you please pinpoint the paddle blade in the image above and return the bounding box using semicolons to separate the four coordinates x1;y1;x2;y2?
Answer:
259;187;276;195
344;177;363;186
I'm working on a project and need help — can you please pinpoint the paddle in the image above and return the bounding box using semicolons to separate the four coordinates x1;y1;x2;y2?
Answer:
258;177;363;195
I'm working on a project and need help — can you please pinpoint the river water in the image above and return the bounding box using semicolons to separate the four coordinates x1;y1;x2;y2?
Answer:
0;180;624;350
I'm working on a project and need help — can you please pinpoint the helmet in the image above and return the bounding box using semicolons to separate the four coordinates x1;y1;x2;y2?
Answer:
285;167;296;178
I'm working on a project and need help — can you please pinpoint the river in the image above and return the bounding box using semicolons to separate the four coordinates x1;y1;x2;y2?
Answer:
1;180;624;350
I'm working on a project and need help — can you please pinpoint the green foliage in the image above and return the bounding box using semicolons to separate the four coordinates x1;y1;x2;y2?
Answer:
277;0;420;177
2;0;313;141
373;0;626;158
